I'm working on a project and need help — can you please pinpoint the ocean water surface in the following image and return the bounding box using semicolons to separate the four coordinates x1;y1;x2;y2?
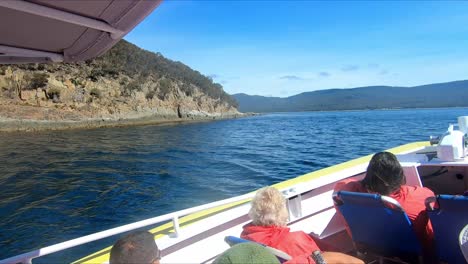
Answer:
0;108;467;263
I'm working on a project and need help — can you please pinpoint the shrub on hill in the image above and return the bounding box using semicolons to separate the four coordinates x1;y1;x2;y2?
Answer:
29;73;49;90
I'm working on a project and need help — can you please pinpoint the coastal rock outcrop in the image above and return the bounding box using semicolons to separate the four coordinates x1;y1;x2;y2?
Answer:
0;40;242;131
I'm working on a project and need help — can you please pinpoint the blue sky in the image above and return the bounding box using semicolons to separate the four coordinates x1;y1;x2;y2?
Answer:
125;1;468;97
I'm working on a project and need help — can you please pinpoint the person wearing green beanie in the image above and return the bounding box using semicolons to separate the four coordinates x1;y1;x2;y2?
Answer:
214;242;281;264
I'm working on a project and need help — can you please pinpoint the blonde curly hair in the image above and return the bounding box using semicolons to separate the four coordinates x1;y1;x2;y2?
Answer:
248;187;289;226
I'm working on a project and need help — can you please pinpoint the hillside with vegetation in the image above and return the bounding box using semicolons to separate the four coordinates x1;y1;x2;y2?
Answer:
233;80;468;112
0;40;240;131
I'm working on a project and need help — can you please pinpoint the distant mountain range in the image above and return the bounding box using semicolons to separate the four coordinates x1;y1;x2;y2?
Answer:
233;80;468;112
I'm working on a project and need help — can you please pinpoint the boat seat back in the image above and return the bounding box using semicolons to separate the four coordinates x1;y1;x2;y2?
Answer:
224;236;292;263
426;194;468;264
334;191;422;257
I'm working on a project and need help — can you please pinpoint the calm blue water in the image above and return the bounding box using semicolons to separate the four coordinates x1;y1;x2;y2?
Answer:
0;108;467;263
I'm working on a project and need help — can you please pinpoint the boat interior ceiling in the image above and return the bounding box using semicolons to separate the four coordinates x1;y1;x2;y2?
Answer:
0;0;162;64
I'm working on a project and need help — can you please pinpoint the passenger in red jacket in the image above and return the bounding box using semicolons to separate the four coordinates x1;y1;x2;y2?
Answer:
333;151;435;256
241;186;363;264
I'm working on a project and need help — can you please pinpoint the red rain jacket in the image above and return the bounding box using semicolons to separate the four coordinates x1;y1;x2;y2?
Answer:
241;224;320;264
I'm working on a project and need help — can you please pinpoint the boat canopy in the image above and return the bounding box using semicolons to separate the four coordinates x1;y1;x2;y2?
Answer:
0;0;162;64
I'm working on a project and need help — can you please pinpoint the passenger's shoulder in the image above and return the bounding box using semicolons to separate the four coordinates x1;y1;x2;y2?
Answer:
289;230;311;238
334;178;365;192
287;231;320;248
401;185;435;197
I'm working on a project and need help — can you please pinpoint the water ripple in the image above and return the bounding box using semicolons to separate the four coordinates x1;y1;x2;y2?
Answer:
0;108;467;262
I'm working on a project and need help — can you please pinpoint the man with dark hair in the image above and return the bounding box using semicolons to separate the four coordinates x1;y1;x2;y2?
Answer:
110;231;161;264
334;152;435;254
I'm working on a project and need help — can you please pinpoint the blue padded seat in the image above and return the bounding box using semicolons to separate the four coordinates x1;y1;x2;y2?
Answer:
224;236;292;262
225;236;252;247
334;191;423;259
426;194;468;264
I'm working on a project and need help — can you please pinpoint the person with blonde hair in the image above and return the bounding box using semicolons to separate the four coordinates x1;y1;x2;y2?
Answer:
241;186;363;264
248;186;290;227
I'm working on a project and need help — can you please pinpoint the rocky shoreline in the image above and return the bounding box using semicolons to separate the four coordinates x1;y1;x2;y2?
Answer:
0;112;255;132
0;40;255;133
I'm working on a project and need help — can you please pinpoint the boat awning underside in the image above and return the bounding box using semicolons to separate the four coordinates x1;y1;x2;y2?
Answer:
0;0;162;64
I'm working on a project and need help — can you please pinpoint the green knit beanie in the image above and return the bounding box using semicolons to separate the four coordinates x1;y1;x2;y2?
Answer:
214;243;281;264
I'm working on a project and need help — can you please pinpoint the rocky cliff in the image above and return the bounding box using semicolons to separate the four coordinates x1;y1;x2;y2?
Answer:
0;40;241;131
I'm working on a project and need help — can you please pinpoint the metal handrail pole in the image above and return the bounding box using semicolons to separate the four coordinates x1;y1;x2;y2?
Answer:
172;216;180;238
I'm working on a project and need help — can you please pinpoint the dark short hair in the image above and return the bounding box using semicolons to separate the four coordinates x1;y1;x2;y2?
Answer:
110;231;160;264
361;151;405;195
